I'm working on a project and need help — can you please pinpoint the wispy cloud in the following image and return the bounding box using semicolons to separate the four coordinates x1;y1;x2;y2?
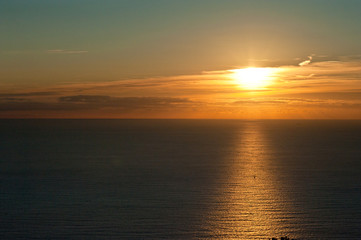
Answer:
2;50;88;55
2;56;361;118
47;49;88;54
0;91;58;97
232;97;361;107
57;95;194;109
0;95;195;113
299;56;313;66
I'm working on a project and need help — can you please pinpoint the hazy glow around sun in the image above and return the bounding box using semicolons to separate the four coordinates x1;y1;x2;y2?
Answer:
231;67;276;90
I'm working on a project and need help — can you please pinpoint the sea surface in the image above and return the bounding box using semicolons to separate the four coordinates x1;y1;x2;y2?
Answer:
1;119;361;239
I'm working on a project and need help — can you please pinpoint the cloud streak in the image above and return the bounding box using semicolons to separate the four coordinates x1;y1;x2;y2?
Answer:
0;91;58;97
0;95;195;112
298;56;313;66
47;49;88;54
2;56;361;118
58;95;193;108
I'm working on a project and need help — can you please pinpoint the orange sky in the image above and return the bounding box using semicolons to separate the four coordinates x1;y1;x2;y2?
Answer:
1;1;361;119
2;57;361;119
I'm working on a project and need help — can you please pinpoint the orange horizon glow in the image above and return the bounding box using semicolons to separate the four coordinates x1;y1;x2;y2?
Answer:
1;59;361;119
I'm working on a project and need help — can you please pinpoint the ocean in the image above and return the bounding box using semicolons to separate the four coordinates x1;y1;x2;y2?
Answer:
1;119;361;239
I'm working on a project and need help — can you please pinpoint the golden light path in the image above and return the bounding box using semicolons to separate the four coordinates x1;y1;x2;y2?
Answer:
231;67;278;90
206;122;296;239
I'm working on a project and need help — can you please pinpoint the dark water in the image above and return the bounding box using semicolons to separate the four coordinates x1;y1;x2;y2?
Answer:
1;119;361;239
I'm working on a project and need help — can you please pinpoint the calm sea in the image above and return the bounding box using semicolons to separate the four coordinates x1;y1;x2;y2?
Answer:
1;119;361;239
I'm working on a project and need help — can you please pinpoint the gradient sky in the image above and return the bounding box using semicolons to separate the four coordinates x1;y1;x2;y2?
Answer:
1;0;361;118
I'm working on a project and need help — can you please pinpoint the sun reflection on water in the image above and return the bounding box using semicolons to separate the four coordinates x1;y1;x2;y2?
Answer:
207;122;295;239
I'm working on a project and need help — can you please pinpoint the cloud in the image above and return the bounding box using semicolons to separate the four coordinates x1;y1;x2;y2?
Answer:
231;97;361;108
47;49;88;54
0;97;29;102
231;98;323;106
0;95;195;112
59;95;111;103
0;102;81;111
2;56;361;118
272;59;361;95
299;56;313;66
2;50;88;55
0;91;58;97
58;95;193;109
277;91;361;100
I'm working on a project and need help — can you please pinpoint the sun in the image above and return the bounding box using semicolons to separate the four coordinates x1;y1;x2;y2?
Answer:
231;67;276;90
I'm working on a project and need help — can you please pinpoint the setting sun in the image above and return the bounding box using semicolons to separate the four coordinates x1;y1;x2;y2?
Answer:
3;1;361;240
231;67;276;90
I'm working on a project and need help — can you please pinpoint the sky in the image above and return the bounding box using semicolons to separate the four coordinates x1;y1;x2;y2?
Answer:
1;0;361;118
